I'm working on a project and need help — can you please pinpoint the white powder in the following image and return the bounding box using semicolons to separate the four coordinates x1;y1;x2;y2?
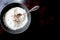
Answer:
4;7;28;30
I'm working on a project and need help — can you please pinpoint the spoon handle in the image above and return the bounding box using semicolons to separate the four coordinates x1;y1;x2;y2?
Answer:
27;6;40;13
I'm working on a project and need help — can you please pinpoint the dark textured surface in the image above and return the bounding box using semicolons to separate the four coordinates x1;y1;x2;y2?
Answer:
0;0;60;39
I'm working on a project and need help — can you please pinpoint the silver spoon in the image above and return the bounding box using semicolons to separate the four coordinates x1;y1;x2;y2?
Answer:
13;6;40;27
14;5;40;15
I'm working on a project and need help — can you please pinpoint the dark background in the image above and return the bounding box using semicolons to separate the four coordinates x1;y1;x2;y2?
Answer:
0;0;60;39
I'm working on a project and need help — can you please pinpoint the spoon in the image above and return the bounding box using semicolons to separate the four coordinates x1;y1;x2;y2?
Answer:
13;5;40;20
14;5;40;15
13;5;40;21
13;6;40;27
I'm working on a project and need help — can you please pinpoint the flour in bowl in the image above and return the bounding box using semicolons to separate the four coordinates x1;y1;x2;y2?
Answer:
3;7;28;30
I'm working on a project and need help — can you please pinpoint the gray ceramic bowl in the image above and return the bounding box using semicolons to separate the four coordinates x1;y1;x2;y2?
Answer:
0;3;31;34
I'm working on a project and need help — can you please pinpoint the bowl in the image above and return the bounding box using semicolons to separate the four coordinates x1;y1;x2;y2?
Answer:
0;3;31;34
